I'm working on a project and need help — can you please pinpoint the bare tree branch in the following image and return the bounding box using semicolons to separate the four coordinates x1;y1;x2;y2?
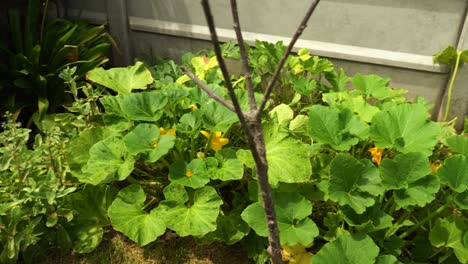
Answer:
180;66;236;112
183;1;321;263
230;0;257;112
200;0;250;128
257;0;321;115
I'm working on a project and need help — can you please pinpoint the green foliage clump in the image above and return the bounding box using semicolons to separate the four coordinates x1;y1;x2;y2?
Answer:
2;40;467;263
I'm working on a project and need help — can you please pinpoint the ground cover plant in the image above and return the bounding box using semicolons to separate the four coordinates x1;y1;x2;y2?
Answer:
1;1;467;264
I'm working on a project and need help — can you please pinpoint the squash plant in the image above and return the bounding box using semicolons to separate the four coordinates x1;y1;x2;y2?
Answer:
61;37;468;263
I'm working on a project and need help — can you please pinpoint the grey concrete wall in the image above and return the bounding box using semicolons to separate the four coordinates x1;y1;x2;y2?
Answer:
64;0;467;128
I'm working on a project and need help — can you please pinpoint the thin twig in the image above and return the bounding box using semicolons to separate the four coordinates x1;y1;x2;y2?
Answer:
257;0;321;115
230;0;257;112
201;0;250;128
181;66;236;112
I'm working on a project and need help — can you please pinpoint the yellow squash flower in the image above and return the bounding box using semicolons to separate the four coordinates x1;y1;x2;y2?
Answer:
429;161;442;174
160;127;176;136
153;128;176;148
185;169;193;177
369;146;384;166
200;130;229;152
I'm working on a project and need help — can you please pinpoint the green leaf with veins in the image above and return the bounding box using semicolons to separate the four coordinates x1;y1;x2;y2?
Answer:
446;135;468;155
370;104;441;156
203;209;250;245
120;91;168;122
66;127;116;172
86;61;153;94
454;191;468;209
169;159;210;188
328;154;383;214
202;101;238;132
433;46;458;65
430;216;468;264
108;184;166;246
437;154;468;192
380;152;438;208
313;233;379;264
380;152;431;189
352;74;392;100
123;123;175;162
323;92;380;123
206;148;244;181
241;192;318;246
269;104;294;126
341;205;393;233
79;136;134;185
158;186;223;237
307;105;369;151
375;255;403;264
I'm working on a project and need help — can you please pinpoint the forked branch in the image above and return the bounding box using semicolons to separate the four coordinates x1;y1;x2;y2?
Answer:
182;1;321;263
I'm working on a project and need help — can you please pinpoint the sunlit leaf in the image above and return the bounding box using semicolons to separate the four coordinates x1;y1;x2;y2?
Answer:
108;184;166;246
158;186;223;237
123;123;175;162
313;233;379;264
241;192;318;246
328;154;383;214
86;61;153;94
307;105;369;151
437;154;468;193
370;104;441;156
352;74;392;100
79;136;134;185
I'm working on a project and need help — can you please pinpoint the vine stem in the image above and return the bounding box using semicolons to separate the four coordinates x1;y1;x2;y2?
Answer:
398;203;449;239
442;51;461;122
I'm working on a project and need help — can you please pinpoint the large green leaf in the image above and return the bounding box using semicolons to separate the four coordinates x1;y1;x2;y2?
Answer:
437;155;468;193
64;185;117;253
206;148;244;181
123;123;175;162
241;192;318;246
454;191;468;210
66;127;116;172
265;135;311;185
341;205;393;233
169;159;210;188
312;233;379;264
380;152;438;208
108;184;166;246
203;209;250;245
446;135;468;155
429;216;468;263
238;129;311;185
328;154;383;214
79;136;135;185
86;61;153;94
120;91;168;122
375;255;403;264
201;101;238;132
158;186;223;237
352;74;392;100
307;105;369;151
323;92;380;123
370;104;441;156
433;46;458;65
